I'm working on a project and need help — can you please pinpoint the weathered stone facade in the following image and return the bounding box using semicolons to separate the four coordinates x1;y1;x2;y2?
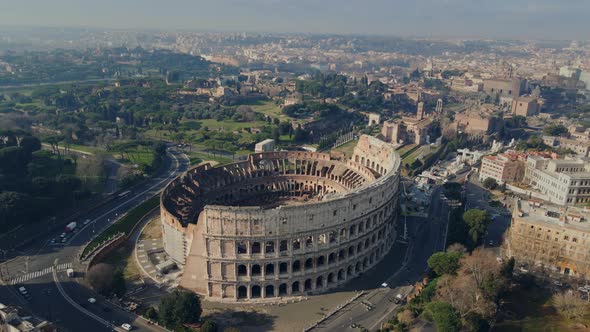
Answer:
160;135;401;301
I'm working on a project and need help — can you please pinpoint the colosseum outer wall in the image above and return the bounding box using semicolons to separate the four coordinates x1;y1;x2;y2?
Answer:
161;135;401;301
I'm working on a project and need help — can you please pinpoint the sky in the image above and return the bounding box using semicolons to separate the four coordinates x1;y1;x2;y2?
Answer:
0;0;589;40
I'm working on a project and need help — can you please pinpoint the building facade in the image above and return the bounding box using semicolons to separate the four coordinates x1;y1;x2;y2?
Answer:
524;156;590;205
478;152;525;184
507;200;590;277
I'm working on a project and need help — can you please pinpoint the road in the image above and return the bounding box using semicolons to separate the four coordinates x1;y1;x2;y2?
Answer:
463;175;512;249
311;186;449;331
0;147;190;331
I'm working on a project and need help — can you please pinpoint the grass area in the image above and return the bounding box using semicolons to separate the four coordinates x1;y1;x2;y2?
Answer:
402;146;425;165
249;100;289;120
82;195;159;257
333;139;358;158
114;147;155;167
63;143;106;155
100;243;141;285
139;215;163;240
397;144;419;158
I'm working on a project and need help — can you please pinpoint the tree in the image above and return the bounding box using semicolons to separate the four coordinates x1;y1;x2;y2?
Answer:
145;306;158;321
500;257;515;279
424;301;461;332
86;263;115;295
428;252;462;276
543;124;568;137
463;209;491;245
483;177;498;190
158;290;202;329
447;243;467;254
552;291;587;322
111;269;126;297
200;320;218;332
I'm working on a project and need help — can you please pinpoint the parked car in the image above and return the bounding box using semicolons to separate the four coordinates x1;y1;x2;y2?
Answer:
88;298;96;304
121;323;133;331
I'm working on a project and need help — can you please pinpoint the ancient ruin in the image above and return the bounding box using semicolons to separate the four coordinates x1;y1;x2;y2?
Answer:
160;135;401;301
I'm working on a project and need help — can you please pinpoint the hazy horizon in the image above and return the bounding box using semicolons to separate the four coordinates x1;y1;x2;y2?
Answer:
1;0;589;40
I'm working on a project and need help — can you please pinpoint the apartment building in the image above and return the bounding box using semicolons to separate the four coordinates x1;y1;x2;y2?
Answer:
478;151;525;184
508;200;590;277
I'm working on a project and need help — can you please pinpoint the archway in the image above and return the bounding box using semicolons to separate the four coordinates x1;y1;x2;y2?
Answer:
237;286;247;299
251;285;261;298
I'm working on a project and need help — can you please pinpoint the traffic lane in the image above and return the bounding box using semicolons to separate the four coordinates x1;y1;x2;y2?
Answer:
4;150;187;277
9;275;110;332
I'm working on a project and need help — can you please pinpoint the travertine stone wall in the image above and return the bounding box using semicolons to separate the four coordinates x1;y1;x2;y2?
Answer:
160;135;401;301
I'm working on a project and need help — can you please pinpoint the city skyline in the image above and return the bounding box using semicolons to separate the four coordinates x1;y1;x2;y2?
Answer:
1;0;589;40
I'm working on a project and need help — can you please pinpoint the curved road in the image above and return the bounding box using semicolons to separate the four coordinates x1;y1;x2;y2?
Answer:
0;147;190;331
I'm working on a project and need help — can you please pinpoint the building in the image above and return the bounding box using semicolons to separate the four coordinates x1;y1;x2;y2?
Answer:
451;108;503;137
511;96;540;117
507;199;590;277
478;151;525;184
435;99;443;114
381;103;433;145
542;133;590;157
254;139;276;153
368;113;381;126
524;156;590;205
160;136;401;301
483;78;525;98
0;303;56;332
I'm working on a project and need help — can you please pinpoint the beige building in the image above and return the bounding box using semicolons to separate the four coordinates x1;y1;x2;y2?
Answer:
451;109;503;136
511;96;540;117
478;151;525;184
507;200;590;277
483;77;525;97
160;135;401;301
381;102;433;145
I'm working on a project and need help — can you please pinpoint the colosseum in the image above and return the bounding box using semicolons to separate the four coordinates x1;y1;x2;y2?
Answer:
160;135;401;301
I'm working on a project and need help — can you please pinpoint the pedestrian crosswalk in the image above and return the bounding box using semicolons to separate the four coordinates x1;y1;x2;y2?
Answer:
9;262;72;285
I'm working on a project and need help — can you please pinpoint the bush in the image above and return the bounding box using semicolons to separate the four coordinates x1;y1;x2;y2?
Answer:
424;301;461;332
483;177;498;190
200;320;218;332
158;290;202;330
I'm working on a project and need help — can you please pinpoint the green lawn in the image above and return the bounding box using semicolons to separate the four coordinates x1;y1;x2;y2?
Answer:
249;100;287;120
333;139;358;158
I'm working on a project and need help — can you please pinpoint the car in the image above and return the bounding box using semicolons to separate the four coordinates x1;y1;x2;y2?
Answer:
381;282;388;287
121;323;133;331
83;219;91;225
554;280;563;287
59;233;66;238
50;238;56;244
88;297;96;304
61;237;67;243
18;286;27;295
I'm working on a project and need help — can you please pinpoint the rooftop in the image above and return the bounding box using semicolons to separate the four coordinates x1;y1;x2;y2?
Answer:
516;200;590;232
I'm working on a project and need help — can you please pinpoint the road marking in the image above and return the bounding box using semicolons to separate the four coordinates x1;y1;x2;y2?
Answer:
8;262;72;285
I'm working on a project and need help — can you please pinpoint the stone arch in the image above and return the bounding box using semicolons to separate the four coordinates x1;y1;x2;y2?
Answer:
316;276;324;289
236;241;247;254
265;263;275;275
347;265;354;276
338;249;346;261
279;262;288;274
265;241;275;254
252;242;261;254
355;261;362;273
293;239;301;251
237;264;247;276
327;273;335;284
293;260;301;272
357;242;363;253
251;285;261;298
304;279;312;291
363;257;369;269
349;224;356;236
338;269;345;281
292;281;300;294
316;255;325;267
349;246;355;256
305;258;314;270
265;285;275;297
279;283;288;296
365;239;370;249
252;264;261;276
237;286;247;299
328;253;336;264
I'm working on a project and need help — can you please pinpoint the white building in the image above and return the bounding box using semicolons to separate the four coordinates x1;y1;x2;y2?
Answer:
524;156;590;205
255;139;276;153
